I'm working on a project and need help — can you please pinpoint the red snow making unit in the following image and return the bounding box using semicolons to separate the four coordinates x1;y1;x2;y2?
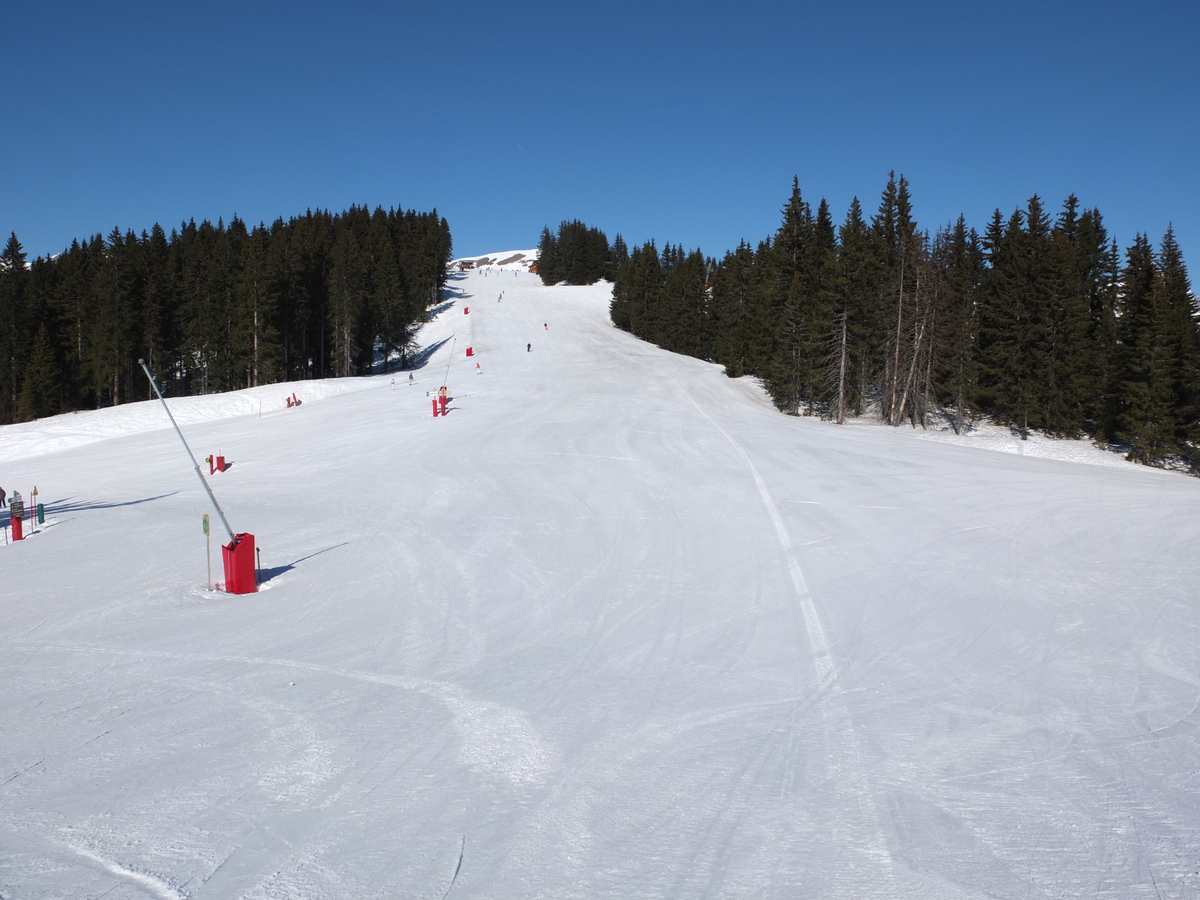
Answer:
223;532;258;594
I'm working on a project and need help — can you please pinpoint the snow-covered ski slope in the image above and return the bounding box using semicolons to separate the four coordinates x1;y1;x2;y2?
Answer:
3;255;1199;899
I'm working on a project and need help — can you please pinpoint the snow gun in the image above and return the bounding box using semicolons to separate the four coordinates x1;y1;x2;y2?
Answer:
139;359;258;594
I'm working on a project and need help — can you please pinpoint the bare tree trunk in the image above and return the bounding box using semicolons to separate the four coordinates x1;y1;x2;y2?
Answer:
889;255;905;426
920;295;937;430
895;274;925;427
253;305;259;387
895;319;924;427
836;311;847;424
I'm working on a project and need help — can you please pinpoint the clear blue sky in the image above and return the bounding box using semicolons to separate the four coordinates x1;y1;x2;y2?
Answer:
4;1;1198;273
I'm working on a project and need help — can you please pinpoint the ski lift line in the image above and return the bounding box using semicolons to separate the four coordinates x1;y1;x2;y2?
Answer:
138;359;236;542
443;337;457;389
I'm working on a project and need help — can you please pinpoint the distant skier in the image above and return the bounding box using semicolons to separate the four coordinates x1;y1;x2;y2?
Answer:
527;343;531;352
544;323;548;330
409;372;414;385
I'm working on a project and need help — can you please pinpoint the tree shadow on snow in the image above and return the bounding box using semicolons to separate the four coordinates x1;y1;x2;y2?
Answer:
258;541;348;584
404;337;452;371
3;492;182;532
426;298;458;319
42;492;181;515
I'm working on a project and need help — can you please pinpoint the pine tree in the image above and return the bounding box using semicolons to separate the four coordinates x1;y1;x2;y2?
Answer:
537;226;559;284
1033;198;1092;436
1155;226;1199;445
758;179;812;379
831;198;875;421
139;223;173;395
607;234;628;283
657;248;709;358
768;197;835;415
0;233;30;423
16;322;59;421
1063;204;1118;429
710;241;761;378
626;241;663;342
369;209;408;373
235;223;280;386
976;209;1029;429
328;225;366;378
87;227;141;405
873;174;924;425
1112;233;1176;460
933;216;983;429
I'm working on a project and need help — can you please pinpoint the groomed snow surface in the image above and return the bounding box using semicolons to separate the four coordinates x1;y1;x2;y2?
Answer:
2;254;1199;899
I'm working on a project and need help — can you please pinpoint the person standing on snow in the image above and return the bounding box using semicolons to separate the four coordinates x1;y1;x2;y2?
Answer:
0;485;6;509
527;343;531;352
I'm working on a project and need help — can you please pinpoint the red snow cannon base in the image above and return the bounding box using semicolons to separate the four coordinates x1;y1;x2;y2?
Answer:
222;532;258;594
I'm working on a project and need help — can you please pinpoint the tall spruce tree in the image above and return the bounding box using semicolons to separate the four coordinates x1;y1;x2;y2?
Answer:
328;225;366;378
831;198;875;421
16;322;59;421
1155;226;1199;446
626;241;663;342
872;174;923;425
0;233;30;423
710;241;761;378
934;216;983;429
1111;233;1174;460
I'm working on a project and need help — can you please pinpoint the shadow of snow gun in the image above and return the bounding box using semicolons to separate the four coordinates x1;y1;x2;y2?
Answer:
139;359;258;595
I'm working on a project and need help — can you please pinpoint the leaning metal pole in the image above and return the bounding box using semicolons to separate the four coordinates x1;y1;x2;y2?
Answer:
139;358;235;541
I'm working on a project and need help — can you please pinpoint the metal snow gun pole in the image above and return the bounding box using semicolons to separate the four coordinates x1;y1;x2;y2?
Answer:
139;359;257;594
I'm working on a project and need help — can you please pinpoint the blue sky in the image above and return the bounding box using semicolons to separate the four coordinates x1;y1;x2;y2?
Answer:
4;1;1198;272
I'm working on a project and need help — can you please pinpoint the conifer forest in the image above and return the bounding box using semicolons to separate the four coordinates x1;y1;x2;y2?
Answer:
0;206;452;425
549;175;1197;469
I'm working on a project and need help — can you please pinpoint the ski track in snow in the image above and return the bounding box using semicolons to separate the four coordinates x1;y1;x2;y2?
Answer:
676;381;907;898
70;845;185;900
27;641;556;786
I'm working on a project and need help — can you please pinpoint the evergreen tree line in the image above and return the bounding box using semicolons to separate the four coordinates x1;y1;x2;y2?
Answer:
609;174;1199;466
537;220;622;285
0;206;452;424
